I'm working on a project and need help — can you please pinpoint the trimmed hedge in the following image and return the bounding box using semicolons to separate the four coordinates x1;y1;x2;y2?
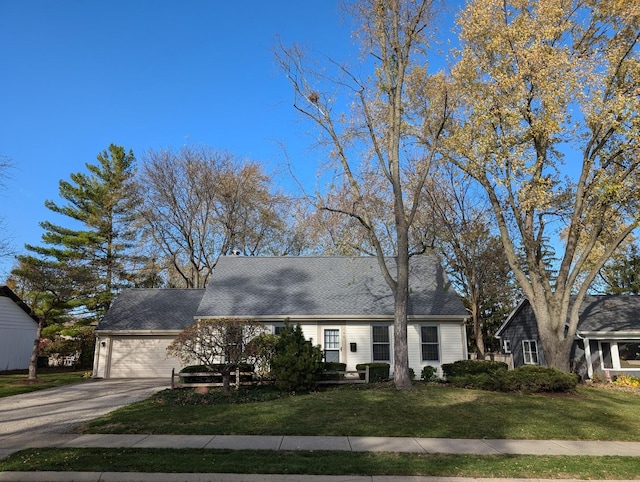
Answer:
442;360;508;379
356;362;390;382
447;365;579;394
321;362;347;381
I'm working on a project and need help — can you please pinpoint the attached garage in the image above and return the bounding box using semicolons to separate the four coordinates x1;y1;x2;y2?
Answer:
94;335;182;378
93;289;205;379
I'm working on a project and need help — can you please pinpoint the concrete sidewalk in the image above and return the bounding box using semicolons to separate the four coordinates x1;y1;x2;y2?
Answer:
1;434;639;481
2;433;640;458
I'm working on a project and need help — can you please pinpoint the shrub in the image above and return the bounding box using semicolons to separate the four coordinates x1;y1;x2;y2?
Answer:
421;365;437;382
447;372;505;391
446;365;579;394
409;368;416;381
321;362;347;381
356;363;390;382
271;323;324;392
167;318;263;390
246;333;278;380
506;365;579;393
442;359;508;379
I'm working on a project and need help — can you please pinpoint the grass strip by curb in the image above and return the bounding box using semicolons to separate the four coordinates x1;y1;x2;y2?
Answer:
2;449;640;479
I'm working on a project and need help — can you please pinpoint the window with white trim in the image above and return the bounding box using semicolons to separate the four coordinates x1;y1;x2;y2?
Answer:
599;341;640;370
522;340;539;365
372;325;390;362
420;325;439;362
324;328;340;363
503;339;512;354
617;342;640;369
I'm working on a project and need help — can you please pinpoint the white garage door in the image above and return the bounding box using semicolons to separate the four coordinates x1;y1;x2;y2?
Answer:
108;336;182;378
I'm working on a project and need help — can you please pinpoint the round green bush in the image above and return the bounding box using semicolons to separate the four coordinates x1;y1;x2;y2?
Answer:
421;365;437;381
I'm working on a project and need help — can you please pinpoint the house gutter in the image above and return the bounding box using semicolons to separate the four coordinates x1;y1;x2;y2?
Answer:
578;330;640;339
193;314;468;322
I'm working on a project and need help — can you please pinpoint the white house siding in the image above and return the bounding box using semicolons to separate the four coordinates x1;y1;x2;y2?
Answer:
94;319;467;379
297;320;466;376
408;322;467;378
94;336;182;378
344;323;375;371
0;297;37;371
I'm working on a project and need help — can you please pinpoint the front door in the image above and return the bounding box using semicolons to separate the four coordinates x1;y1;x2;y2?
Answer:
324;328;340;363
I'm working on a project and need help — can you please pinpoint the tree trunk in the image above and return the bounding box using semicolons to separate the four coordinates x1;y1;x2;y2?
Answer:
222;367;231;391
393;251;413;390
538;328;573;372
28;318;45;380
471;301;485;359
530;300;573;372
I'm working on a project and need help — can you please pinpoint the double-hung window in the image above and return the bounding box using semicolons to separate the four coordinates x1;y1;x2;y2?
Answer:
522;340;539;365
372;325;390;362
324;328;340;363
421;326;439;362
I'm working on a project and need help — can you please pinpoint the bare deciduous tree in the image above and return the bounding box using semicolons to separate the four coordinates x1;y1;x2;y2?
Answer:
166;318;263;390
278;0;450;389
139;146;287;287
419;167;519;357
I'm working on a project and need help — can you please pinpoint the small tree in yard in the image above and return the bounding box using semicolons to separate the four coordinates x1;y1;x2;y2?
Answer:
271;323;323;392
167;318;263;390
246;333;279;380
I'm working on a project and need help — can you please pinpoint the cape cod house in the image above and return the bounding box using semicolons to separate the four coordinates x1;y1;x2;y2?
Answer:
93;255;469;379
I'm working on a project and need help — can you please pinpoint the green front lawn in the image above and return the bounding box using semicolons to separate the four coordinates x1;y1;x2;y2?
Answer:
2;449;639;479
0;369;88;398
83;383;640;441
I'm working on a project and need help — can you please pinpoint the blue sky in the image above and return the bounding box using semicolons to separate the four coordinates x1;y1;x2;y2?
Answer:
0;1;364;278
0;1;464;279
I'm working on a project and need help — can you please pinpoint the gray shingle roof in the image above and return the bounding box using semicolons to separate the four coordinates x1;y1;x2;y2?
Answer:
196;254;466;318
577;295;640;333
97;289;205;331
497;295;640;337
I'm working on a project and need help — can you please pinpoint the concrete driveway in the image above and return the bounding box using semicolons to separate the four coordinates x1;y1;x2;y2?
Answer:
0;378;169;436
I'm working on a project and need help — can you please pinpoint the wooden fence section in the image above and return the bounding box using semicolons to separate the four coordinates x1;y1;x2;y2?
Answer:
171;368;255;389
171;366;371;389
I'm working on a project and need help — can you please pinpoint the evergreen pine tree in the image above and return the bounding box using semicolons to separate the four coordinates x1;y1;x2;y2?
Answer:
271;323;324;392
23;144;141;321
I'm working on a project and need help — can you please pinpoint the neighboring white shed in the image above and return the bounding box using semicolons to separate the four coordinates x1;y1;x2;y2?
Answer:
0;286;38;371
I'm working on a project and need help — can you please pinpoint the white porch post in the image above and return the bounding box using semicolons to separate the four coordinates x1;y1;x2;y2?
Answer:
583;337;593;379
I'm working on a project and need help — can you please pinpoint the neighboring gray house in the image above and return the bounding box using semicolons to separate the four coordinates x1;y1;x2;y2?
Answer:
93;255;469;379
495;296;640;379
0;286;38;371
